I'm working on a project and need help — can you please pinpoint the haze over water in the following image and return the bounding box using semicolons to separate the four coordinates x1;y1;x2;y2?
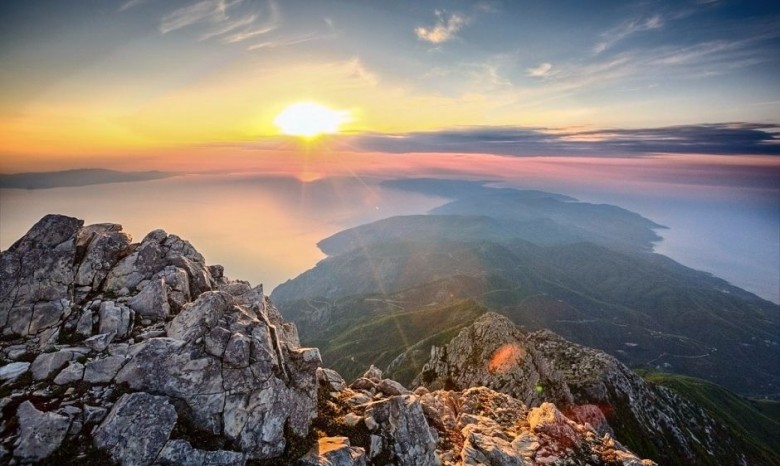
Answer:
2;171;777;304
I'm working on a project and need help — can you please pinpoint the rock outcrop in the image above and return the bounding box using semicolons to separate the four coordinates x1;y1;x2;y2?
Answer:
416;312;753;465
0;215;320;465
313;366;652;466
0;215;657;465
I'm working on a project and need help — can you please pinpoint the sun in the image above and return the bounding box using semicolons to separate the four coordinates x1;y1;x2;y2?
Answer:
274;102;351;138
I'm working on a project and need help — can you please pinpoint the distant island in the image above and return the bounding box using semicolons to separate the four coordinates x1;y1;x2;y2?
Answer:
0;168;175;190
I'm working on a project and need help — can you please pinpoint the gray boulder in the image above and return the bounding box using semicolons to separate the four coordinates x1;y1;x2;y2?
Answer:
30;349;77;380
84;332;115;352
0;215;81;337
13;401;71;462
299;437;367;466
154;439;246;466
364;395;439;466
127;278;170;321
93;392;178;466
98;301;133;338
0;362;30;381
74;223;132;292
54;361;85;385
83;355;127;384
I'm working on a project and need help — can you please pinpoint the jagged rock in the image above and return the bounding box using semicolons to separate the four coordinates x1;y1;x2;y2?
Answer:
13;400;71;462
528;402;578;445
299;437;367;466
166;291;232;342
155;439;246;466
1;215;81;336
117;290;320;458
568;403;612;436
3;344;28;360
156;266;191;312
417;312;572;407
362;365;383;381
94;392;178;466
85;332;115;352
103;234;164;292
461;426;521;466
30;349;77;380
127;278;170;321
0;361;30;381
224;332;251;367
350;377;376;392
76;308;94;337
318;367;347;392
83;355;127;383
364;395;439;466
74;223;132;291
54;361;85;385
98;301;133;338
377;378;410;396
114;337;223;397
83;405;108;424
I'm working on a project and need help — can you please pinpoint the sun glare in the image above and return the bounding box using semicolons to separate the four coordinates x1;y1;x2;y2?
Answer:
274;102;351;138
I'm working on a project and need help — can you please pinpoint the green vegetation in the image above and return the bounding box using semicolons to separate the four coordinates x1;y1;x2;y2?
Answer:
309;299;486;383
640;371;780;465
277;234;779;397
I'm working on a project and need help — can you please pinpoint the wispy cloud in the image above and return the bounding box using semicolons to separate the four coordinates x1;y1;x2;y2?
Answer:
223;25;277;43
415;10;469;44
248;15;337;51
200;13;257;41
351;123;780;157
594;14;664;54
527;62;553;77
160;0;241;34
248;32;318;50
119;0;148;12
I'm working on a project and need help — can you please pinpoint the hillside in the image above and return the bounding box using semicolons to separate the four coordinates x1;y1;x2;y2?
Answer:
640;371;780;465
274;235;779;398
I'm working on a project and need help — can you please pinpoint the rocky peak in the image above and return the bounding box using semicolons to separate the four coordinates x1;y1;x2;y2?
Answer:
0;215;319;464
417;312;574;407
416;311;755;465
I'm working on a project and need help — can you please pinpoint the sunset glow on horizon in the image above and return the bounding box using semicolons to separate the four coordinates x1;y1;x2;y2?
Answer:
0;0;777;171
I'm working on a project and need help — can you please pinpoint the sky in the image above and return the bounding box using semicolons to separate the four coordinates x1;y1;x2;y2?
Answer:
0;1;778;300
0;0;778;169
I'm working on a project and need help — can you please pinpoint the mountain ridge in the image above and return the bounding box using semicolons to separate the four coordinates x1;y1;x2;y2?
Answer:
0;214;673;465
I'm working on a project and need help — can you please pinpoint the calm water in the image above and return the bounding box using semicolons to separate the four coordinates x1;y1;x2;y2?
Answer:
0;174;446;291
1;174;777;303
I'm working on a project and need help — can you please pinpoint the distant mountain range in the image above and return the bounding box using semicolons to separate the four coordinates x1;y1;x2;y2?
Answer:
0;168;174;189
272;179;780;399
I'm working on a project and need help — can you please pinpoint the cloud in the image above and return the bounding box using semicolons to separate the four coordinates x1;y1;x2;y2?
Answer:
200;13;257;40
119;0;148;12
415;10;469;44
350;123;780;157
223;25;277;43
594;14;664;54
248;14;337;50
527;62;553;77
248;32;318;50
160;0;241;34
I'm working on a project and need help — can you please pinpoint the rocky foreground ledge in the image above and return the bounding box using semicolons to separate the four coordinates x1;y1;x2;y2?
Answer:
0;215;653;465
